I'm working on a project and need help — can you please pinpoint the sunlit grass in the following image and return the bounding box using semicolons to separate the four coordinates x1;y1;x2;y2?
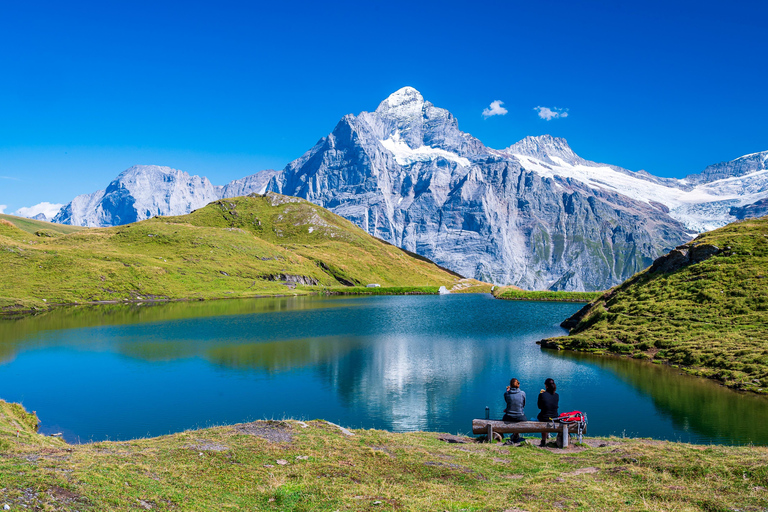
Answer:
545;216;768;393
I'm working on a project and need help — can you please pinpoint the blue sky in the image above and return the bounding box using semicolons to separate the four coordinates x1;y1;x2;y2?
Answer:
1;0;766;215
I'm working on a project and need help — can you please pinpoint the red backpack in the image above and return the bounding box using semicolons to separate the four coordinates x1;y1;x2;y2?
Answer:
556;411;585;423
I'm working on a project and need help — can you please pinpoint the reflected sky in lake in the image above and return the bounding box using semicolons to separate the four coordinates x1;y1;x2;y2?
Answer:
1;294;767;444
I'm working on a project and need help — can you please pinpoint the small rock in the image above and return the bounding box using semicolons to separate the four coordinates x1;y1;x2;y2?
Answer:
373;501;382;505
263;464;274;468
296;455;309;460
276;459;289;465
198;452;203;456
4;505;10;510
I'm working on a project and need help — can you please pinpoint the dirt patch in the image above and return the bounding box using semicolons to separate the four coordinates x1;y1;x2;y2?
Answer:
424;461;488;480
232;421;294;443
563;466;600;477
369;446;396;458
48;485;81;502
185;440;229;452
437;434;472;444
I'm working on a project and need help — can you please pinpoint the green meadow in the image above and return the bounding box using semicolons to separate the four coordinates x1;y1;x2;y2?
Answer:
544;216;768;393
0;193;463;313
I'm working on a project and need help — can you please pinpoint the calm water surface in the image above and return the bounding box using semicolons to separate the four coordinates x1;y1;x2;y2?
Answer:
1;294;767;445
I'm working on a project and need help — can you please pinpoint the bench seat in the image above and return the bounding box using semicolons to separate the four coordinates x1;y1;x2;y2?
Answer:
472;419;585;448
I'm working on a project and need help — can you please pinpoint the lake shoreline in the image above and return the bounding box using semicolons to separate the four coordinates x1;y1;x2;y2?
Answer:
0;284;494;317
1;399;765;511
538;339;768;397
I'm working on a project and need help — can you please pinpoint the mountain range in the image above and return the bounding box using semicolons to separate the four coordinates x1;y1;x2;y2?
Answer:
42;87;768;291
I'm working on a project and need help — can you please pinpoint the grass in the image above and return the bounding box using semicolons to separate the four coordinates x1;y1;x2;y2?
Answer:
0;399;766;511
493;286;602;303
0;214;87;236
543;216;768;393
0;193;467;313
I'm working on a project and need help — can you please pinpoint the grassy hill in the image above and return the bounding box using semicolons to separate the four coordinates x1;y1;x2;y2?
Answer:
492;286;602;303
1;399;766;511
542;216;768;393
0;193;467;312
0;213;87;236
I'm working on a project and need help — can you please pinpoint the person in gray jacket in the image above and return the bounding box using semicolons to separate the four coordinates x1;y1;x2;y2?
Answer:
502;378;527;442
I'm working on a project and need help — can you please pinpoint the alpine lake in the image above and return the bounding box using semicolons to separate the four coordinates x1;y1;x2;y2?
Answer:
1;293;767;445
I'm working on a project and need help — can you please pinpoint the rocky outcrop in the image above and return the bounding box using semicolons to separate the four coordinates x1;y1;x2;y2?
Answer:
648;243;721;274
263;274;319;286
730;198;768;220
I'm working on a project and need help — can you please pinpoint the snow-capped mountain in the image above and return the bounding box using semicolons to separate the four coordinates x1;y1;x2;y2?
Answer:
266;88;687;290
47;87;767;290
503;138;768;233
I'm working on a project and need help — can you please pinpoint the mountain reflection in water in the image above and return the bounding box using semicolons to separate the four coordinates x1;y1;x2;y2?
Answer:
1;294;766;444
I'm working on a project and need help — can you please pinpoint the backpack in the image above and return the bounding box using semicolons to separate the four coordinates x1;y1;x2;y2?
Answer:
556;411;585;423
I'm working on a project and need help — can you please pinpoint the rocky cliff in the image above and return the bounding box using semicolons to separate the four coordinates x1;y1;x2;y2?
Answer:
267;87;690;290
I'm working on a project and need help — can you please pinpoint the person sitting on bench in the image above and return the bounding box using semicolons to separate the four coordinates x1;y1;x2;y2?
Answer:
502;378;527;442
537;378;559;447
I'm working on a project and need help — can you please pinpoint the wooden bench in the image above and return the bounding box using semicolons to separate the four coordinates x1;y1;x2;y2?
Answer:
472;419;586;448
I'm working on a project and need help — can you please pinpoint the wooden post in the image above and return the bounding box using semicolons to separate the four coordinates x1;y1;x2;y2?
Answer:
561;422;569;448
487;424;494;443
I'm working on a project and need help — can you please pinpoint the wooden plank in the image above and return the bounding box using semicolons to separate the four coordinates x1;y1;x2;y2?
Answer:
472;419;580;435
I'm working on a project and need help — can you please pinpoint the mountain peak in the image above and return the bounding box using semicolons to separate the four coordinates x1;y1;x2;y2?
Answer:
505;135;579;163
376;86;425;116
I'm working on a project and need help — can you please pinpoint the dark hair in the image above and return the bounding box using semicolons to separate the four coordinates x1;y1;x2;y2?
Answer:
545;378;556;393
509;378;520;389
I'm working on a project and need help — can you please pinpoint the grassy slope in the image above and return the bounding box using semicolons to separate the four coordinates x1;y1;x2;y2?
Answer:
0;194;462;312
493;286;602;303
0;214;87;236
1;400;766;511
544;216;768;393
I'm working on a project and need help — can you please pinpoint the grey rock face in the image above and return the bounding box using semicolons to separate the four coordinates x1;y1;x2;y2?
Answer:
54;167;280;228
268;87;689;291
729;197;768;219
215;169;280;199
53;165;220;227
685;151;768;185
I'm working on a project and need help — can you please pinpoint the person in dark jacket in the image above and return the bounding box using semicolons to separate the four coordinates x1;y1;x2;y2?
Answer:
503;378;526;442
537;378;559;446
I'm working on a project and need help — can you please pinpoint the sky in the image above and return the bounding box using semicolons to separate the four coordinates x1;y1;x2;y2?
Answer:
1;0;766;216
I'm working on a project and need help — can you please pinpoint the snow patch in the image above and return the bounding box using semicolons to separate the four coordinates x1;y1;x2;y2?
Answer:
511;153;768;233
381;132;471;168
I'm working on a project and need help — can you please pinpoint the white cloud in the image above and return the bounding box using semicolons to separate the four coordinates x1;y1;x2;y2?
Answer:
14;202;64;220
0;205;6;214
482;100;508;118
535;106;569;121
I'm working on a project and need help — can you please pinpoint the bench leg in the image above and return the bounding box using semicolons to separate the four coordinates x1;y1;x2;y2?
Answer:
562;424;569;448
487;424;493;443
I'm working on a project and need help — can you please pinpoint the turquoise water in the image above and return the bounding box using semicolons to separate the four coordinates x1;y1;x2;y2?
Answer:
1;294;767;444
